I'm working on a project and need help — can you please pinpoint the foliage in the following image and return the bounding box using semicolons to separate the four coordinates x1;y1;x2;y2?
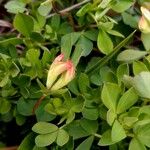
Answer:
0;0;150;150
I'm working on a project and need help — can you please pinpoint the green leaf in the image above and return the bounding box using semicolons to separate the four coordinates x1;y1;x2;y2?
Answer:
76;136;94;150
17;98;36;116
136;123;150;147
141;33;150;51
98;130;115;146
56;129;69;146
132;72;150;99
0;99;11;114
61;32;80;60
51;15;60;31
97;29;113;55
129;138;146;150
117;49;148;63
35;131;58;147
0;38;23;46
133;61;148;75
13;13;34;37
101;83;121;111
38;2;52;16
117;88;138;114
82;107;99;120
107;109;116;126
72;36;93;66
107;30;124;38
67;121;90;140
111;120;126;142
83;29;98;41
100;66;116;83
80;119;98;134
76;3;92;17
117;64;129;85
78;73;89;94
111;0;134;13
5;0;26;14
0;75;9;87
86;30;136;74
18;133;35;150
32;122;58;134
122;12;139;28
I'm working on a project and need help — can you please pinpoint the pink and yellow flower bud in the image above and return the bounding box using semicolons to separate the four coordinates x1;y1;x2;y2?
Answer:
141;7;150;23
51;60;75;91
46;54;68;89
139;16;150;33
139;7;150;33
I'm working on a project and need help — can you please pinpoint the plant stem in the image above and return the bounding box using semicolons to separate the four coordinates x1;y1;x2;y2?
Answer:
32;95;46;114
94;133;102;138
1;146;18;150
47;0;91;18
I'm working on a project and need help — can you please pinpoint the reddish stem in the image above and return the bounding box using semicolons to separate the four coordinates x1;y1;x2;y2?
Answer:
32;95;46;114
1;146;18;150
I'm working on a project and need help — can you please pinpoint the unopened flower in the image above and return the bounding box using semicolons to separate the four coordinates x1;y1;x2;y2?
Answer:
51;60;75;91
46;54;68;89
139;16;150;33
141;7;150;23
139;7;150;33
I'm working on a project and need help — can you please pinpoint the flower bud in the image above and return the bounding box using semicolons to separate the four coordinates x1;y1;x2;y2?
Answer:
46;54;68;89
138;16;150;33
141;7;150;23
51;60;75;91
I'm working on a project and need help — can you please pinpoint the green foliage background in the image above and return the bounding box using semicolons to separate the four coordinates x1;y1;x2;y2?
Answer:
0;0;150;149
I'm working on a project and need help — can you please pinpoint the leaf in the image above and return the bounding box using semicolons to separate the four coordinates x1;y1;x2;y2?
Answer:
117;49;148;63
61;32;80;60
107;30;125;38
133;61;148;75
129;138;146;150
116;87;138;114
17;98;36;116
107;109;116;126
80;119;98;134
51;15;60;31
66;121;90;140
76;3;92;17
98;130;115;146
35;131;58;147
122;12;139;28
82;107;99;120
111;120;126;142
111;0;134;13
5;0;26;14
35;100;56;122
32;122;58;134
0;75;9;87
71;35;93;66
38;2;52;16
83;29;98;41
86;30;136;74
56;129;69;146
76;136;94;150
97;29;113;55
141;33;150;51
0;99;11;114
18;133;35;150
101;83;121;111
132;72;150;99
78;73;89;94
136;123;150;147
0;37;23;46
117;64;129;85
13;13;34;37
